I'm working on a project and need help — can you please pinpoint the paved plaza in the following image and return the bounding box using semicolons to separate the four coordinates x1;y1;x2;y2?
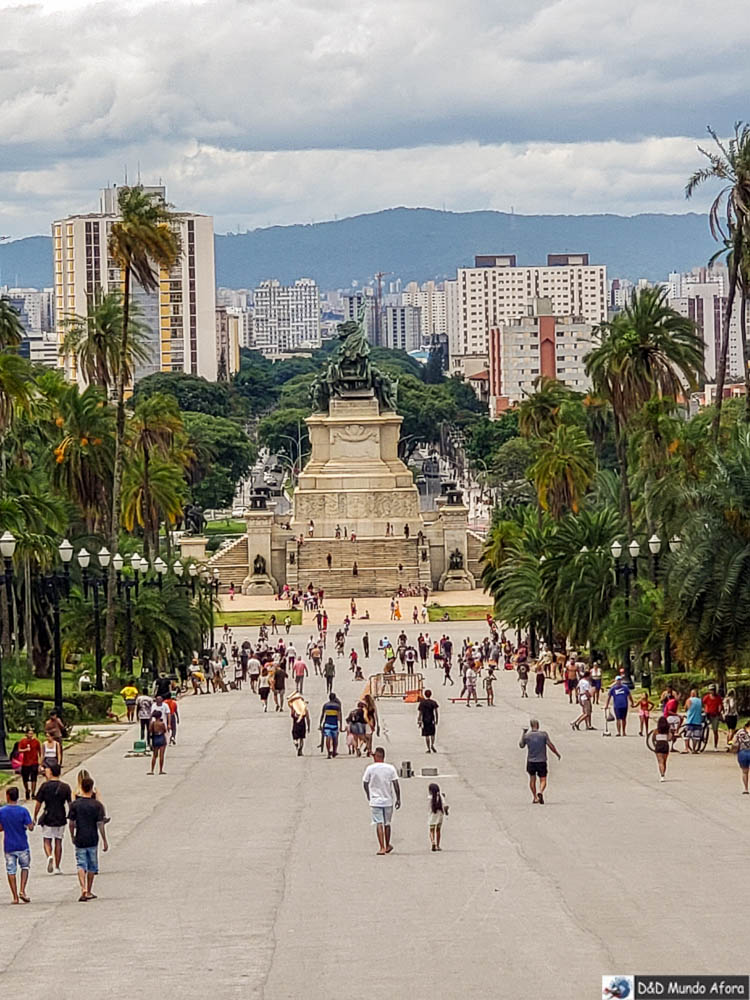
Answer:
3;619;748;999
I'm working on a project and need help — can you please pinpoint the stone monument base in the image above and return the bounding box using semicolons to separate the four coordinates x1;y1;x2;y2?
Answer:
438;569;476;591
242;573;277;595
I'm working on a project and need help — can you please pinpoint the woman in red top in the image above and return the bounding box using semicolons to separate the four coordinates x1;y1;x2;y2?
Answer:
18;727;41;799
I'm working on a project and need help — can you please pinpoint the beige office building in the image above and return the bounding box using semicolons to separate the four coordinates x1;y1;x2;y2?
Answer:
447;253;607;373
53;186;217;385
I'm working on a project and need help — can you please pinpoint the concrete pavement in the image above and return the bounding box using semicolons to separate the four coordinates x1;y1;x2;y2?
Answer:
3;620;748;999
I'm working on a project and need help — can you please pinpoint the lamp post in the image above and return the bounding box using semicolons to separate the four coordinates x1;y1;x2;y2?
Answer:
611;539;640;683
648;533;681;673
114;552;137;676
0;531;17;769
79;545;110;690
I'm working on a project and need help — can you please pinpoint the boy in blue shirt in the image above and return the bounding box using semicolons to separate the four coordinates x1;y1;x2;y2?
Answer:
605;677;635;737
0;786;34;903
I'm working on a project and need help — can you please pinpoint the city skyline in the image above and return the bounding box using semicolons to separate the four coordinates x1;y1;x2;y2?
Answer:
1;0;748;237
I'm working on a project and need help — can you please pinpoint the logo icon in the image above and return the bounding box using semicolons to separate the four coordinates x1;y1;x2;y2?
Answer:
602;976;634;999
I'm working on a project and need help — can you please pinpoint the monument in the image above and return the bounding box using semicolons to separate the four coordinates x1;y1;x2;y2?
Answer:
204;312;477;595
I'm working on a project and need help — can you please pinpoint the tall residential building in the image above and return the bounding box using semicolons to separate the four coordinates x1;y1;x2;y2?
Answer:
215;307;242;379
383;304;421;352
53;185;217;385
342;288;377;344
400;281;447;337
664;264;740;381
2;286;57;367
488;298;597;414
447;253;607;374
251;279;321;357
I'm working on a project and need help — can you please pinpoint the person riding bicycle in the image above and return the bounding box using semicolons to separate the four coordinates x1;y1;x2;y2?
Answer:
684;689;704;753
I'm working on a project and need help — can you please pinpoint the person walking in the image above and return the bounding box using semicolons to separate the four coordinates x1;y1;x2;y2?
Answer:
427;782;448;852
290;696;310;756
121;682;138;723
653;715;671;781
417;690;439;753
362;747;401;855
605;677;635;737
67;775;107;901
165;695;179;745
362;632;370;659
320;693;343;758
41;730;61;771
534;664;546;698
248;653;261;693
733;720;750;793
292;656;308;694
362;693;379;756
724;689;739;748
517;659;530;698
148;712;168;775
590;662;602;704
258;667;271;711
273;661;288;712
0;787;33;903
17;727;41;800
683;689;704;752
323;656;336;695
636;693;654;737
33;761;72;874
702;684;724;750
464;663;479;706
483;667;495;706
571;671;594;731
135;688;154;745
44;710;66;765
518;719;561;805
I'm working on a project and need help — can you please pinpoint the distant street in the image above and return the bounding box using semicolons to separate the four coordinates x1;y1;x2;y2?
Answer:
4;620;748;999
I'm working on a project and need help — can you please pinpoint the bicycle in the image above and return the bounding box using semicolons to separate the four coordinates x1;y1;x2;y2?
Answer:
646;716;709;754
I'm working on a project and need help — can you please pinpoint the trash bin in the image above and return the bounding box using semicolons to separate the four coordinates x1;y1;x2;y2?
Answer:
641;672;652;692
26;699;45;724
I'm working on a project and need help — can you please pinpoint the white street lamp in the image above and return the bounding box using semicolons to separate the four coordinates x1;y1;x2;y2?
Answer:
173;560;184;578
669;535;682;553
154;557;167;576
98;546;111;568
130;553;142;572
648;534;661;555
188;563;197;578
77;547;91;569
628;539;640;560
58;537;73;564
113;552;124;572
610;540;622;560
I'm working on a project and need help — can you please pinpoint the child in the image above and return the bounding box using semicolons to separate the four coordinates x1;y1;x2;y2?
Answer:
637;693;655;736
428;783;448;851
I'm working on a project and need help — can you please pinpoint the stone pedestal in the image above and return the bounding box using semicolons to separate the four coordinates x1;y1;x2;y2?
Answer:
242;509;278;595
436;496;476;591
294;393;421;537
179;535;208;563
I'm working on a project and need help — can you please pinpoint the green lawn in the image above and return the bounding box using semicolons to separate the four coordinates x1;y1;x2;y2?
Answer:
13;672;127;724
427;605;492;622
205;519;246;535
215;609;302;627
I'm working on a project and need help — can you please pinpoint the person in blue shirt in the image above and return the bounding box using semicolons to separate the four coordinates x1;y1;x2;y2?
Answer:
605;677;635;736
684;689;704;752
0;786;34;904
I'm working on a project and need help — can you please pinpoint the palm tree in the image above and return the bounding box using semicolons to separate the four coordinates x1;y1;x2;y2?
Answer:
105;186;181;656
0;297;24;348
121;455;185;549
518;377;577;439
585;287;704;532
686;123;750;439
127;393;184;558
528;424;595;519
61;290;149;394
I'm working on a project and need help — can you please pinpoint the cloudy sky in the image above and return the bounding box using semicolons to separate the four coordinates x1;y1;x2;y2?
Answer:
1;0;747;237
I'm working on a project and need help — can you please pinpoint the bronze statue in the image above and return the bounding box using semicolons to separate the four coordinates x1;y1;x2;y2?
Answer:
253;553;267;576
309;304;398;413
448;548;464;571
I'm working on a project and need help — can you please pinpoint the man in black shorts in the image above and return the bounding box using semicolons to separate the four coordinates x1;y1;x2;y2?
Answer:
417;690;439;753
518;719;561;805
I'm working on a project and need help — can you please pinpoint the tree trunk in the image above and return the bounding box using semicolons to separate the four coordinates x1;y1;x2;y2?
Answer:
105;266;130;657
711;250;740;441
741;288;750;423
613;411;634;537
142;441;152;562
23;556;32;655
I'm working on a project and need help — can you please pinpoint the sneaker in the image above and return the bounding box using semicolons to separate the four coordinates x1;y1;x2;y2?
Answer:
537;793;544;805
55;867;63;875
660;776;665;782
47;856;55;874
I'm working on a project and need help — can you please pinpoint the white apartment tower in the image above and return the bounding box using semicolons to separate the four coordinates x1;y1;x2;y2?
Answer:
447;253;607;373
401;281;447;337
251;279;321;356
53;186;217;385
383;304;421;351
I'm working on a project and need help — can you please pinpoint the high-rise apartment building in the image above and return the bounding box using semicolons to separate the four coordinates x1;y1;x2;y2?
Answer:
488;298;596;414
383;304;421;351
666;265;741;380
251;279;321;356
215;307;242;379
400;281;447;337
447;253;607;374
342;289;377;344
53;186;217;385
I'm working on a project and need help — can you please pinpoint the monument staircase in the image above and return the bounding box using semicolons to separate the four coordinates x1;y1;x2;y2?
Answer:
295;536;432;597
207;533;248;589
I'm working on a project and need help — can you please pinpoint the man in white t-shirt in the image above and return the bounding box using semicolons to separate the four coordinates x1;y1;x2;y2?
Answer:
362;747;401;855
571;670;594;731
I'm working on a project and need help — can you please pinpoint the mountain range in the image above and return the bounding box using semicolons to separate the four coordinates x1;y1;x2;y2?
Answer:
0;207;717;291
